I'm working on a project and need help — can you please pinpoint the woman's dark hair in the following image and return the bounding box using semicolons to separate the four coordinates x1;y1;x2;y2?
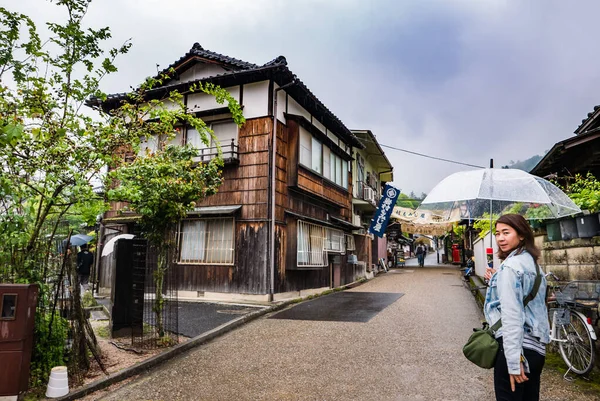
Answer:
495;213;540;262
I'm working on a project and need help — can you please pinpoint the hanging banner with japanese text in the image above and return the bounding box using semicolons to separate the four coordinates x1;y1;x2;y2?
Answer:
368;184;401;238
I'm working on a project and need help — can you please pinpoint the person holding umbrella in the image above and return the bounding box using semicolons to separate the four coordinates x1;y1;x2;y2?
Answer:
484;214;550;400
77;244;94;293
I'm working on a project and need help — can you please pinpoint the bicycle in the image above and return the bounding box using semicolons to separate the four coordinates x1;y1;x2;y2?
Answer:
546;272;599;379
377;258;388;273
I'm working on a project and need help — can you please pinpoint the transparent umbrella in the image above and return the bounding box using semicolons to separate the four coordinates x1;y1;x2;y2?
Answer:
416;168;581;246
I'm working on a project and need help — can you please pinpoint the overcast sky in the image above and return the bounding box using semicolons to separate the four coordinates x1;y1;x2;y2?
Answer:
10;0;600;195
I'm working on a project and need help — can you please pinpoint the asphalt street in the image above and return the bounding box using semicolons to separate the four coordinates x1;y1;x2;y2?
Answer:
97;256;494;401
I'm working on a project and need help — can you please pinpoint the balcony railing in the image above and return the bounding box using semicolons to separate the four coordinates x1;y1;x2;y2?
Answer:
193;139;239;164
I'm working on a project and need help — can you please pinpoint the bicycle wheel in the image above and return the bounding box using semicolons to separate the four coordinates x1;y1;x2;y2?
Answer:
557;311;596;375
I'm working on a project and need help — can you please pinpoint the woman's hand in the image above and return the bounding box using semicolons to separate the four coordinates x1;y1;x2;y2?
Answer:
509;363;528;392
484;267;496;281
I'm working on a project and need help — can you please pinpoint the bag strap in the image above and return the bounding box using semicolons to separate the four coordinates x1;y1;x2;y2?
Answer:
522;262;542;306
490;262;541;332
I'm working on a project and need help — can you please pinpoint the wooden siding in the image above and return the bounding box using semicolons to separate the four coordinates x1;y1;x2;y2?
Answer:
103;109;363;295
284;119;352;221
354;234;372;271
196;117;271;220
275;120;288;222
105;201;129;219
175;221;268;294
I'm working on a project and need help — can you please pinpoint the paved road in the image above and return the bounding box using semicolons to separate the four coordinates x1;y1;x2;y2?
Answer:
97;260;494;400
404;251;442;268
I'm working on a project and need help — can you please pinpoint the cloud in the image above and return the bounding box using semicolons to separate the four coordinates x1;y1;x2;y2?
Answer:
9;0;600;195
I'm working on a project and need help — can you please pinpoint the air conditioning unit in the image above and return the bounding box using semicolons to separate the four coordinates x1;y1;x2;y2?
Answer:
363;187;376;204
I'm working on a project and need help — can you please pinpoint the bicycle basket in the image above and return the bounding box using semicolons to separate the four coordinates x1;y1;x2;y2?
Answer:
550;308;571;325
559;281;600;303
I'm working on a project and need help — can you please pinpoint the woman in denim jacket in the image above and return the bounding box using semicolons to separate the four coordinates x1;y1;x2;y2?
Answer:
484;214;550;401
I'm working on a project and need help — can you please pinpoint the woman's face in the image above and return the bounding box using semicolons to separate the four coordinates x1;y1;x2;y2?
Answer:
495;222;523;253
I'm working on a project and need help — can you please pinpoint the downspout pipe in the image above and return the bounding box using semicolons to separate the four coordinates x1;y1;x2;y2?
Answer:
269;79;296;302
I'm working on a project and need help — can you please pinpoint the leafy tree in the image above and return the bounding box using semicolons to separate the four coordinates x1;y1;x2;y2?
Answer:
102;41;245;340
0;0;132;280
106;80;245;335
556;173;600;213
1;0;245;383
0;0;137;386
396;193;421;209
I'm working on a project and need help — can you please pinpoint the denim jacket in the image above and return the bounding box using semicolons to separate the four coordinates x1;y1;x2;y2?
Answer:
484;249;550;375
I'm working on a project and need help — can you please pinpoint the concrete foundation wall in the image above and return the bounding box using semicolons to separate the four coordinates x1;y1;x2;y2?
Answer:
537;234;600;280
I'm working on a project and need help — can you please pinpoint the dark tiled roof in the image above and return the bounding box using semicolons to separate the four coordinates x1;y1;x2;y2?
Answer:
159;42;259;76
575;104;600;134
89;43;360;147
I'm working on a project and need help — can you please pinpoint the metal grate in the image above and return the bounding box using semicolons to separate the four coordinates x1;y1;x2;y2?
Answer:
325;228;345;253
131;239;179;349
297;221;327;267
345;234;356;251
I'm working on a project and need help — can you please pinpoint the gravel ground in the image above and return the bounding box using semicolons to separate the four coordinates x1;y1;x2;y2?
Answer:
91;262;598;401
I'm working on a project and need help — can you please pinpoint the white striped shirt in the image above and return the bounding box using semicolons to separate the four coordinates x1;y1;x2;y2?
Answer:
523;334;546;356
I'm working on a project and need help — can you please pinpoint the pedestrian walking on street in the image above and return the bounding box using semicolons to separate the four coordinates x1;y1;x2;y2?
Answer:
484;214;549;401
415;244;425;267
77;244;94;293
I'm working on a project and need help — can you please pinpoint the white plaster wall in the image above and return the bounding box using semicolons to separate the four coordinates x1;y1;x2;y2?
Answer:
276;84;286;124
243;81;270;119
288;96;311;122
327;131;340;147
473;233;500;277
187;86;240;113
179;63;227;82
352;212;361;228
313;118;326;135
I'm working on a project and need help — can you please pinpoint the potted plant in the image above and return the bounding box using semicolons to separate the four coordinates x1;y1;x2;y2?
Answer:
561;173;600;238
524;204;552;233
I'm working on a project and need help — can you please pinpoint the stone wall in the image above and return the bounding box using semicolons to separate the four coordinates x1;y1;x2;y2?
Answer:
536;234;600;280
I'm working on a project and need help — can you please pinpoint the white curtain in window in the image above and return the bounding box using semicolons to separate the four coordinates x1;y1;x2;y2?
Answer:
311;137;322;174
325;228;344;252
180;220;206;262
345;234;356;251
342;160;348;189
298;222;308;265
186;127;208;150
329;152;335;182
335;155;342;186
138;135;159;157
205;218;234;264
297;221;326;267
323;145;331;180
211;121;238;148
299;127;311;167
167;129;184;147
309;225;325;265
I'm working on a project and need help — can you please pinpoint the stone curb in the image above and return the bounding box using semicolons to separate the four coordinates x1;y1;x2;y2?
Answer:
468;275;487;308
54;300;294;401
54;277;371;401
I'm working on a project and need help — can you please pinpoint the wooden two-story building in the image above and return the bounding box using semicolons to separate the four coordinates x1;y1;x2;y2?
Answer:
349;130;394;272
94;43;366;301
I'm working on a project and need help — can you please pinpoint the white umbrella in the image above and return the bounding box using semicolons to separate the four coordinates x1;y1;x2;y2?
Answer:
418;168;580;220
416;168;581;246
101;234;136;257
